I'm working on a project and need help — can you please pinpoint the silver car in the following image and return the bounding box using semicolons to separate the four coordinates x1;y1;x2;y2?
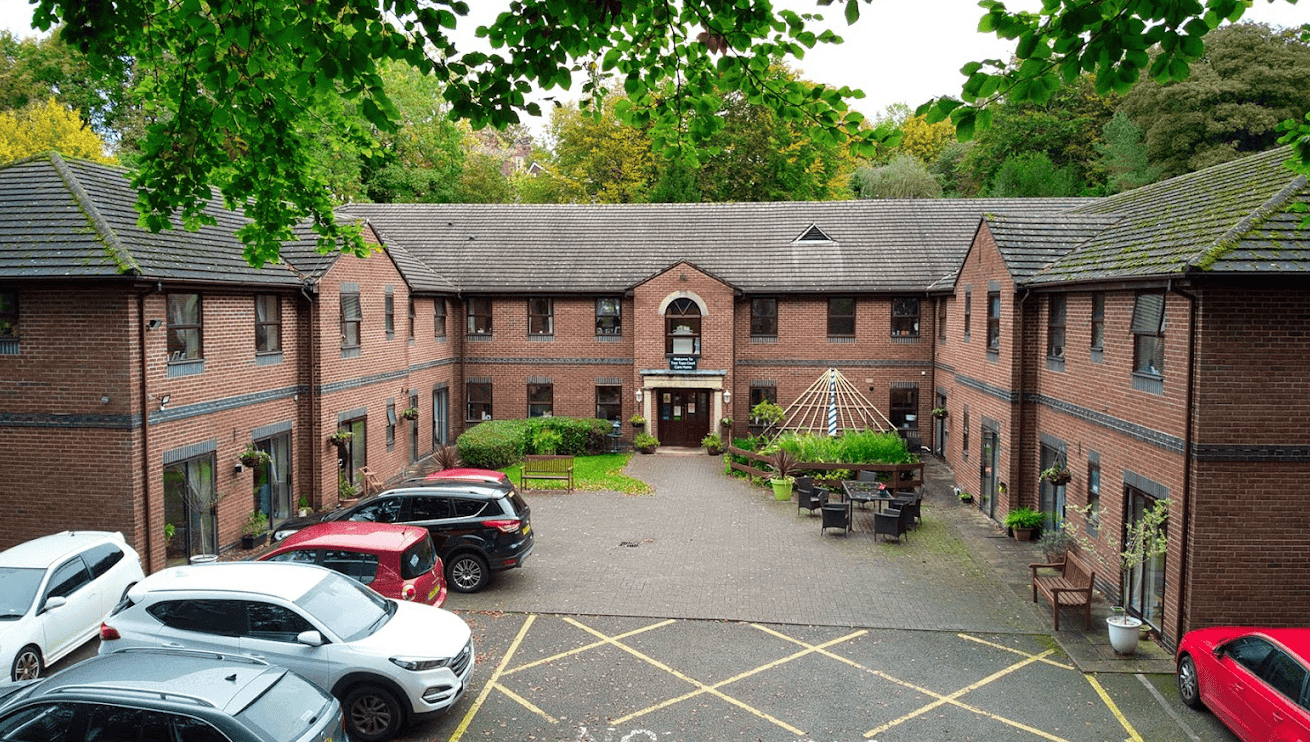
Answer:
0;647;344;742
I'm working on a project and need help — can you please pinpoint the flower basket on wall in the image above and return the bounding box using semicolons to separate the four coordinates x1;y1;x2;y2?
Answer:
1041;462;1072;486
238;443;271;469
328;431;353;448
400;407;419;421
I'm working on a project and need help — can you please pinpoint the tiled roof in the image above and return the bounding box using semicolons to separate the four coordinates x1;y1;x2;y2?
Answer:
987;214;1122;279
1030;147;1310;284
0;153;302;287
338;199;1092;294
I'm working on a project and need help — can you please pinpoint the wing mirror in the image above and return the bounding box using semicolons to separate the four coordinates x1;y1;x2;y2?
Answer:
296;630;325;647
41;596;67;613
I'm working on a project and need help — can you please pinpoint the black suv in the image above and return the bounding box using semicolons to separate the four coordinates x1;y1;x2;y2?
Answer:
271;478;533;592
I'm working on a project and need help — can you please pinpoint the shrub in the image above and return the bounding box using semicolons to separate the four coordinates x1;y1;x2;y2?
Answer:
1004;506;1045;530
532;427;563;455
457;417;612;468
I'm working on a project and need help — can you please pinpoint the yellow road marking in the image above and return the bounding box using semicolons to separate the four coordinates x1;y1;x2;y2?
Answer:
502;619;676;676
566;617;807;735
957;632;1075;670
492;682;557;724
450;614;538;741
1087;674;1146;742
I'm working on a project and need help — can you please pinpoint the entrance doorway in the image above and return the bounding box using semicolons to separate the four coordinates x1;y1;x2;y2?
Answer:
656;388;710;446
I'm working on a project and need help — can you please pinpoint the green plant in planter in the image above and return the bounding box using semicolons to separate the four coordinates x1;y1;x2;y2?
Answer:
243;509;269;537
633;432;659;452
630;414;646;427
328;430;353;447
931;407;948;419
297;493;311;514
719;416;732;429
957;490;973;503
400;407;419;420
750;399;785;432
701;432;723;455
338;471;362;500
1004;506;1044;531
239;443;271;468
1041;460;1072;486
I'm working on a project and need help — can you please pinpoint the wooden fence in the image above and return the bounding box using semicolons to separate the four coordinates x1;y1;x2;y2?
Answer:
726;445;924;490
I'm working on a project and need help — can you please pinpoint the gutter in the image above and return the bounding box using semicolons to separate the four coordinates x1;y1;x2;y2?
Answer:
1169;279;1198;647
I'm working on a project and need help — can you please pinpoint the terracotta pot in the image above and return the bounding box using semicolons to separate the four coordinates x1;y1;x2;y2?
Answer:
1013;527;1034;541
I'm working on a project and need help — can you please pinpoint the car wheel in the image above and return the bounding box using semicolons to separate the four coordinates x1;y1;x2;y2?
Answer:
1177;653;1204;709
343;684;405;742
11;645;42;682
447;553;489;593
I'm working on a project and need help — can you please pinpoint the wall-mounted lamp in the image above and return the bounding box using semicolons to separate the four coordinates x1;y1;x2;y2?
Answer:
234;461;244;473
722;390;731;404
146;319;163;330
159;394;171;410
634;389;643;403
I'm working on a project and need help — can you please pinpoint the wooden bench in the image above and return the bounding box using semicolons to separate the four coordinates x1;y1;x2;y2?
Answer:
1030;552;1095;630
521;454;574;492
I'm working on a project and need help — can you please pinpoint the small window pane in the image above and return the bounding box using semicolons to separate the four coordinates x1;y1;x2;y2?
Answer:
1262;650;1308;702
987;293;1001;350
828;297;855;336
341;292;362;348
596;385;622;421
247;601;314;641
349;498;403;523
167;293;202;361
1047;295;1066;359
1225;637;1273;673
528;298;553;335
255;295;281;353
467;382;492;421
384;294;395;333
467;298;493;335
1091;293;1105;349
0;291;15;338
528;383;553;417
596;298;622;336
452;498;487;517
891;297;919;337
751;299;777;336
434;300;447;337
410;496;452;520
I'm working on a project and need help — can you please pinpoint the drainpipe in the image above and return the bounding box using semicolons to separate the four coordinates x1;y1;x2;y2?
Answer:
138;282;163;573
301;285;318;509
1170;280;1198;647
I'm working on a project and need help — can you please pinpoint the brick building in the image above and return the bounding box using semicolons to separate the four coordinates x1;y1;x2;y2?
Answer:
1;148;1306;643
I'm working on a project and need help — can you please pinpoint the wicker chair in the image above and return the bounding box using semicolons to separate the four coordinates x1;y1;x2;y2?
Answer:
874;507;909;543
891;495;922;528
796;477;827;516
820;501;851;535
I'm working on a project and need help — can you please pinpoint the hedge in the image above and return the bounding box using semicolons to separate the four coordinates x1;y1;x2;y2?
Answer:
457;417;612;469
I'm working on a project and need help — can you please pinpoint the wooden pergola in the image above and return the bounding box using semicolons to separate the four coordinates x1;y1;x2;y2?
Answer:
775;368;895;437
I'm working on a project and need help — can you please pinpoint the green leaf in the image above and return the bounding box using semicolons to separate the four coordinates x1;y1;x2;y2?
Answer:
844;0;859;25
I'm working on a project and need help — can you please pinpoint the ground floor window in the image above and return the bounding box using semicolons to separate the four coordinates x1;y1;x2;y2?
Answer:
253;434;291;526
163;455;217;564
528;383;553;417
468;382;493;421
337;418;366;491
1124;487;1167;630
596;385;622;422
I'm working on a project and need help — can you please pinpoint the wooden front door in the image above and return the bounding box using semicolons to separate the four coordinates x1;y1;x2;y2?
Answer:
657;389;710;446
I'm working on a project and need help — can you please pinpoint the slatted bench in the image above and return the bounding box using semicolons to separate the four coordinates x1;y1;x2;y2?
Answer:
521;454;574;492
1030;551;1095;630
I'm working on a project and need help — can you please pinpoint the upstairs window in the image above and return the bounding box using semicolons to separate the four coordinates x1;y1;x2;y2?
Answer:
467;298;492;335
595;298;622;336
0;291;16;338
751;298;777;337
986;292;1001;350
891;297;919;337
963;290;972;339
255;295;281;353
828;297;855;337
384;292;395;335
1132;292;1165;375
168;293;203;361
1090;293;1105;350
340;290;362;348
665;298;701;355
528;298;553;336
386;402;396;449
408;299;415;340
434;300;447;337
937;299;946;342
1047;295;1066;359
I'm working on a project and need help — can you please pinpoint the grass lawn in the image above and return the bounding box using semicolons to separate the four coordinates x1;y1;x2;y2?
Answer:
501;453;652;495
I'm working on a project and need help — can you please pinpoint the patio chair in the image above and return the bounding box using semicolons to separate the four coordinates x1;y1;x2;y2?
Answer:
857;469;880;483
874;507;909;543
892;495;921;528
796;477;826;516
820;501;851;535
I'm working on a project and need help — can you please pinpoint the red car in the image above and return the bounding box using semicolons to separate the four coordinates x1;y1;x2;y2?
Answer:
1176;626;1310;741
259;521;447;607
425;467;511;485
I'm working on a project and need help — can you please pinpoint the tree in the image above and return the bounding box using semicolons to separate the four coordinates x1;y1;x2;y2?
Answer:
548;95;655;203
896;115;957;164
986;151;1079;198
0;96;113;163
850;155;942;199
1118;22;1310;179
1095;111;1161;193
27;0;1307;264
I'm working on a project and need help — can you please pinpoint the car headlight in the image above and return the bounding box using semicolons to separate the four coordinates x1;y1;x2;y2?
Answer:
390;656;450;671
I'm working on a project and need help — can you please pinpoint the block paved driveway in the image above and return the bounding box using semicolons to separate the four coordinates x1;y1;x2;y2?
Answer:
407;451;1235;742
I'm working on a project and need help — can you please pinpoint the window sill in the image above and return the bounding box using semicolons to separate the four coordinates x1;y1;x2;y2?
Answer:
466;334;493;342
255;351;283;367
528;334;555;342
167;359;205;378
827;336;855;344
595;334;623;342
750;335;778;344
986;349;999;363
340;346;361;359
890;335;920;344
1046;356;1065;372
0;338;17;355
1132;371;1164;395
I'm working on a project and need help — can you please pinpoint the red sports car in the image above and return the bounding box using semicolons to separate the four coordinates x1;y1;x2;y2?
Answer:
259;521;447;607
1176;626;1310;741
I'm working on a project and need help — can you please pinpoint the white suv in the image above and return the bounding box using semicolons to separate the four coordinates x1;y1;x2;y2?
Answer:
98;561;474;742
0;530;145;681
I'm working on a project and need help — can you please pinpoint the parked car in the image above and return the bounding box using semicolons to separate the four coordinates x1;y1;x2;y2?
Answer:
258;521;447;607
272;477;533;593
0;530;145;681
0;646;343;742
99;561;474;742
1176;626;1310;741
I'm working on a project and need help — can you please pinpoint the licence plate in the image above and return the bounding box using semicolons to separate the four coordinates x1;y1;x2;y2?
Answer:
427;584;440;601
523;523;531;534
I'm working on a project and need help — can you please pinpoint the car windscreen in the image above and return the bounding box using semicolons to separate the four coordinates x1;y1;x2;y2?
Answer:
237;670;336;742
0;568;44;618
295;570;393;642
401;536;437;580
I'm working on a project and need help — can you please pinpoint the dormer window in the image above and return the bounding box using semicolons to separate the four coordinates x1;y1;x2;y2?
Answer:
665;298;701;355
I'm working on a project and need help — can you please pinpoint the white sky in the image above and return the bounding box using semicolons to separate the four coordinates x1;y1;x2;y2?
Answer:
0;0;1305;127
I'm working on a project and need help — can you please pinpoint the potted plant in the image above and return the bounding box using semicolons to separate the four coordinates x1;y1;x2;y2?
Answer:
400;407;419;421
241;509;269;550
338;471;362;506
1041;460;1072;486
719;416;733;432
630;414;646;429
327;430;353;448
1107;500;1169;654
1003;506;1044;541
634;432;659;454
297;494;311;517
769;448;799;501
957;489;973;504
931;406;948;419
701;432;723;456
750;399;785;436
238;443;271;469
